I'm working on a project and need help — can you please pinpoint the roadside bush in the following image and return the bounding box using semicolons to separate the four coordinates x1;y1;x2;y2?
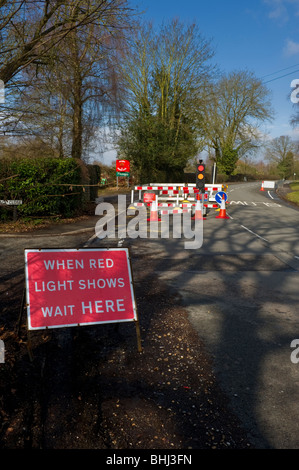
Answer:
0;157;84;218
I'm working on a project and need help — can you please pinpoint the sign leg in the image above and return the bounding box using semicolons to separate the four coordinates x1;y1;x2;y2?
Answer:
26;328;34;362
135;320;142;353
16;288;26;337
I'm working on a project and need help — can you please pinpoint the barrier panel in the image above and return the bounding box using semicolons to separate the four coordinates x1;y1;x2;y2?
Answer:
130;183;225;215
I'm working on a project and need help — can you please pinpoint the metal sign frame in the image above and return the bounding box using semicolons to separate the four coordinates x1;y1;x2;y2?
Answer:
23;247;142;355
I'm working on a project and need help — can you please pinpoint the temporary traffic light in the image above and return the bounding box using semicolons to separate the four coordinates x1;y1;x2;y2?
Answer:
196;161;205;192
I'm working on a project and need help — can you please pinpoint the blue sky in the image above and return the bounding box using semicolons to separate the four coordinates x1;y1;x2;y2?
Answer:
133;0;299;140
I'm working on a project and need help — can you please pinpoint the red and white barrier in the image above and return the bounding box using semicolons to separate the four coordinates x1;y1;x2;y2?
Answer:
130;183;225;216
128;183;229;223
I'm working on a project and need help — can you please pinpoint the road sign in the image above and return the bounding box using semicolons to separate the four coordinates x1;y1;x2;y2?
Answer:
116;159;130;173
0;200;22;205
263;181;276;189
116;171;130;177
143;192;156;203
25;248;138;330
215;191;227;204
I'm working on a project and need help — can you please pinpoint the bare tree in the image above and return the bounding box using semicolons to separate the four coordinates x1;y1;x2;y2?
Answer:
0;0;135;159
201;70;273;175
0;0;133;85
264;135;297;179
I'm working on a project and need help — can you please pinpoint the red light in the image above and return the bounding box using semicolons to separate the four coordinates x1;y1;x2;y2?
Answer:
197;165;204;172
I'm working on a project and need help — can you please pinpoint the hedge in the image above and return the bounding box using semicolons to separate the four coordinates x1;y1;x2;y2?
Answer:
0;157;86;218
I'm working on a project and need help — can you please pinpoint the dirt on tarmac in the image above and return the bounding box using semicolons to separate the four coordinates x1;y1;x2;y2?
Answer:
0;199;254;451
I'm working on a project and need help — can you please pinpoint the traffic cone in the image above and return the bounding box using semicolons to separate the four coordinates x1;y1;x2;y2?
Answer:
260;181;265;191
192;195;206;220
147;198;161;221
215;194;229;219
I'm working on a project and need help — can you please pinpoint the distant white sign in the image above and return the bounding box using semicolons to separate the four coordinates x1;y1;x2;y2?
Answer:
263;181;276;189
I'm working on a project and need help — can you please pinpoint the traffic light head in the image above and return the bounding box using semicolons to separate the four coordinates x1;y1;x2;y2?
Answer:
196;162;205;192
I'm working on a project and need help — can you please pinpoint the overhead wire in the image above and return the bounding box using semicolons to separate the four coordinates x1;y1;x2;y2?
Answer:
263;69;299;84
260;63;299;79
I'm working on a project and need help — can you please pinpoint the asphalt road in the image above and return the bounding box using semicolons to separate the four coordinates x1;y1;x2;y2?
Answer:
90;181;299;448
136;180;299;449
86;181;299;448
2;181;299;449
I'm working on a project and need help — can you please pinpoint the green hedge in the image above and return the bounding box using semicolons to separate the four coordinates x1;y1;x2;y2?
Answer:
0;157;85;218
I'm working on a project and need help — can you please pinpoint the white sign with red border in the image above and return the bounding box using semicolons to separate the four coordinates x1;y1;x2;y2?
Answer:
24;248;137;330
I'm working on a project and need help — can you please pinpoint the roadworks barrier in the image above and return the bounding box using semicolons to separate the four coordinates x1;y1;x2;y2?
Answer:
130;183;225;217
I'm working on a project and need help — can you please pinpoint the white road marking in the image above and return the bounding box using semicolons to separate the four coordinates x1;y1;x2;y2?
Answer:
268;191;274;199
241;224;269;242
229;201;282;207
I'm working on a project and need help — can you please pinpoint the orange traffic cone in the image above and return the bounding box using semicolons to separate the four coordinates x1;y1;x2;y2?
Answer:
216;194;229;219
192;195;206;220
147;198;161;222
260;181;265;191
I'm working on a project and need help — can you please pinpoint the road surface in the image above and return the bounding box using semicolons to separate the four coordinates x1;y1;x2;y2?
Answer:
1;181;299;449
90;181;299;448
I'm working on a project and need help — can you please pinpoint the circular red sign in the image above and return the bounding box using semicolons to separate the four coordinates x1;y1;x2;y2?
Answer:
116;160;130;172
143;192;156;203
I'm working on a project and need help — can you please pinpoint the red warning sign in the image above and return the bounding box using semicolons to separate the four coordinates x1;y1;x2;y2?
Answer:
25;248;137;330
116;159;130;173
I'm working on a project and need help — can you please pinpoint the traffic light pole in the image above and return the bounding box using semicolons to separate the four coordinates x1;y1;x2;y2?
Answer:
212;163;217;184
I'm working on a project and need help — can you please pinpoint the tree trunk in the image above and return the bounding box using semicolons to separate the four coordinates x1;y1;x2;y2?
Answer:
71;37;83;160
71;95;83;159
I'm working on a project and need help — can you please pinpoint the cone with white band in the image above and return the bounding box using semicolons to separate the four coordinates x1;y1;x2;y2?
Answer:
192;194;205;220
147;197;161;222
215;193;229;219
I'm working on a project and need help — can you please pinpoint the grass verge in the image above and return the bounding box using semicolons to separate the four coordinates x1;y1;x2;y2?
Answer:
286;182;299;205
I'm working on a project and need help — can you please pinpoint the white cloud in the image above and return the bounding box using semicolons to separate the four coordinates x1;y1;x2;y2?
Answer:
284;39;299;56
264;0;299;22
264;0;289;22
